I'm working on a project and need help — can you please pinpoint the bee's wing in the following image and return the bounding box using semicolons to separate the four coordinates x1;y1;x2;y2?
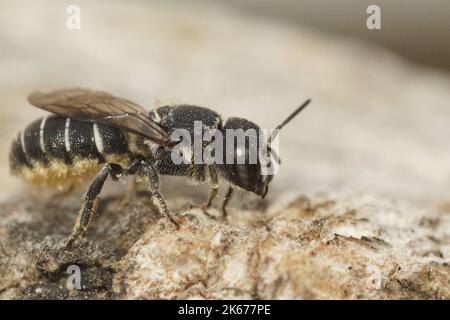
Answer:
28;88;170;145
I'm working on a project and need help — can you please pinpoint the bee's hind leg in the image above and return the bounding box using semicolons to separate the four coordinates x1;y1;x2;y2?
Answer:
65;163;124;250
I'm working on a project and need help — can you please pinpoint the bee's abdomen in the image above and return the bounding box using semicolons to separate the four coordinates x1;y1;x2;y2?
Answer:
10;116;130;189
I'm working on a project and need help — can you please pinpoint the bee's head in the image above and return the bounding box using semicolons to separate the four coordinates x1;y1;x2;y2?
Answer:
215;115;272;198
216;100;311;198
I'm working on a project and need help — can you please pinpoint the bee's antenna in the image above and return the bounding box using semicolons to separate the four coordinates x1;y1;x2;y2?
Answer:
268;99;311;145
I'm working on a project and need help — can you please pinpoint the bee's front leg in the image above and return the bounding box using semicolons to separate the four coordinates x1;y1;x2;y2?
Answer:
203;186;219;210
202;168;219;211
220;186;234;220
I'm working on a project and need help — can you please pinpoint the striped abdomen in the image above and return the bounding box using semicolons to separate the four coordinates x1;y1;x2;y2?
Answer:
10;116;131;190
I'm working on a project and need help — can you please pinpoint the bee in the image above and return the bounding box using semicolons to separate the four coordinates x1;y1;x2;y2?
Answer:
9;88;310;248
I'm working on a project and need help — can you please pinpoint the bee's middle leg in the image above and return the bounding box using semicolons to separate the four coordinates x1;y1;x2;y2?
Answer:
65;163;124;249
139;161;180;230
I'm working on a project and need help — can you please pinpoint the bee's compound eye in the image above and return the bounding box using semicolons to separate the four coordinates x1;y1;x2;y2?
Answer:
217;162;261;195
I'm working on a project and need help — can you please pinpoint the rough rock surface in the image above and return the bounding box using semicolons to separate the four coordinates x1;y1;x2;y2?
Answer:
0;0;449;299
0;190;449;299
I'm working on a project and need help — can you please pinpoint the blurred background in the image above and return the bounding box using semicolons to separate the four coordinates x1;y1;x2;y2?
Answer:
0;0;449;207
221;0;450;71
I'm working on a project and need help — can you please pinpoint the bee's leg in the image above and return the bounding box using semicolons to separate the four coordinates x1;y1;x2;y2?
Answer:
140;161;180;230
220;187;234;219
202;169;219;210
65;163;123;249
194;185;220;220
203;186;219;210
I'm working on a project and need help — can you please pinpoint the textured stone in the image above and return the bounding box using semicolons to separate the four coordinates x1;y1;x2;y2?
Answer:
1;192;449;299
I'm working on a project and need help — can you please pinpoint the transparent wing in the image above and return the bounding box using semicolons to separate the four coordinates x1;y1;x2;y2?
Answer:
28;88;170;145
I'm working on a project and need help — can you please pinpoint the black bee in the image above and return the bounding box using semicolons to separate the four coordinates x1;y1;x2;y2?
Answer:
9;88;310;247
